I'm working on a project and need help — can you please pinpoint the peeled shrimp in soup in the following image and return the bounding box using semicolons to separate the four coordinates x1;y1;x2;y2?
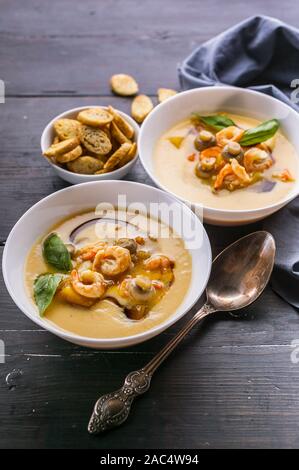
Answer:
200;146;224;169
216;126;244;147
144;254;174;271
214;159;250;190
71;269;107;299
75;241;107;262
243;147;273;173
93;245;131;276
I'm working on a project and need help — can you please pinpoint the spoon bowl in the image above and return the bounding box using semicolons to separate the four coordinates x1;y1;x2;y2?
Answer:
207;231;276;311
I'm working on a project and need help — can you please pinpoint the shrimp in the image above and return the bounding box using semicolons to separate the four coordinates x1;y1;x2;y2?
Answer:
144;254;174;271
75;241;107;262
197;147;224;179
216;126;244;147
214;159;250;191
71;269;107;298
200;146;224;170
231;158;251;183
93;245;131;276
214;163;233;190
243;147;273;173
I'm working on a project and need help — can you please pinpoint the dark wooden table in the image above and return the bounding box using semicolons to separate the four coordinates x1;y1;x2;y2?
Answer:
1;0;299;449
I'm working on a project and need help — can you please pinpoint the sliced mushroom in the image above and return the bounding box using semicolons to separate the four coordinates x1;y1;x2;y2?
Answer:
194;130;216;151
115;238;138;254
127;276;156;303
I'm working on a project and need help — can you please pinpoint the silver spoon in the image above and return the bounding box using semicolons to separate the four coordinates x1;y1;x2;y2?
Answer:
88;230;275;435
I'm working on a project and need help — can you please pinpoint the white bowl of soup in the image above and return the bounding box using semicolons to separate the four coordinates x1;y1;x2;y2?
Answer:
138;86;299;225
2;181;211;349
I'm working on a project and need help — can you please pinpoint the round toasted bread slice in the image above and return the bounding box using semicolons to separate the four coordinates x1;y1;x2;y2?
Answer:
110;74;139;96
77;108;113;127
67;156;104;174
79;125;112;155
119;142;137;167
108;106;135;139
110;121;131;145
157;88;177;103
56;145;82;163
54;119;81;140
131;95;154;123
103;143;132;171
44;137;79;157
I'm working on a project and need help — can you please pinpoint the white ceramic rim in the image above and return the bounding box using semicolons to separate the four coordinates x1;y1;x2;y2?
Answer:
2;180;212;347
40;105;139;179
138;85;299;215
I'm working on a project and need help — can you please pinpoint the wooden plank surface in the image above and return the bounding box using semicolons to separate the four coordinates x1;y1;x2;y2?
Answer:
0;0;295;96
1;0;299;449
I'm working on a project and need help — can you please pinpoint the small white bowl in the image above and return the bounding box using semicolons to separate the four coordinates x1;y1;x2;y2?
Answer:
41;106;139;184
138;86;299;225
2;181;211;349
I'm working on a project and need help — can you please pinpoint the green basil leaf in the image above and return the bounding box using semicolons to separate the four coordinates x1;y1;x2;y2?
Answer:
34;273;64;316
192;113;236;131
240;119;279;146
43;233;72;272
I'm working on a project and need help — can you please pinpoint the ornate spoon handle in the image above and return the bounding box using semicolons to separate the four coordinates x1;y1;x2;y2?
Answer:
88;303;216;434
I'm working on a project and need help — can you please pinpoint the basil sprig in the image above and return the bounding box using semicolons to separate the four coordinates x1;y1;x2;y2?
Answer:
34;273;64;316
240;119;279;146
192;113;236;131
43;233;72;272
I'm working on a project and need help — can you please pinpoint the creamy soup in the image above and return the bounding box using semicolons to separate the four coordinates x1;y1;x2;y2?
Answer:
154;113;298;210
25;209;192;338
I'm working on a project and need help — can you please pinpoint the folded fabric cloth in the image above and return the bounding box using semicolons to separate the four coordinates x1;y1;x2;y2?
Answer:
178;15;299;308
263;197;299;308
178;15;299;111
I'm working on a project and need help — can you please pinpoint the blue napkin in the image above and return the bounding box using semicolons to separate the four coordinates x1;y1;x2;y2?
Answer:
178;15;299;111
263;197;299;308
178;15;299;308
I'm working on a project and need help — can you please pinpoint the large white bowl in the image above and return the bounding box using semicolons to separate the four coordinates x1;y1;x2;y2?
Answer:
138;86;299;225
2;181;211;349
41;106;139;184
